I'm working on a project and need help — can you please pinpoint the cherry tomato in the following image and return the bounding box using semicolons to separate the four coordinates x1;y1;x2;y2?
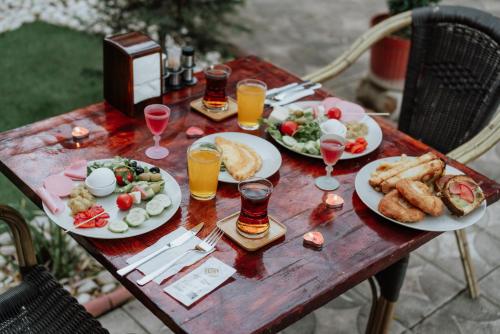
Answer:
115;167;134;186
280;121;298;136
327;107;342;120
116;194;134;211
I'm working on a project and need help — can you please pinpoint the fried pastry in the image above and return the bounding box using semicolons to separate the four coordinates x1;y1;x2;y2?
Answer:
369;152;437;188
380;158;445;193
215;137;262;181
396;179;444;216
378;189;425;223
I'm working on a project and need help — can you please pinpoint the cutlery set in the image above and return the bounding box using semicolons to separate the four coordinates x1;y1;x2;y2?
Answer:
118;222;225;286
265;81;322;107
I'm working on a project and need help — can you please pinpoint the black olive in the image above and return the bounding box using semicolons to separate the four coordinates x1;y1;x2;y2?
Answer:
134;166;144;174
150;167;160;173
130;161;137;167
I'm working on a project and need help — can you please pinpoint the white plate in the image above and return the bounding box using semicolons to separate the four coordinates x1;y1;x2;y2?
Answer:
268;101;383;160
355;157;486;232
193;132;282;183
43;159;182;239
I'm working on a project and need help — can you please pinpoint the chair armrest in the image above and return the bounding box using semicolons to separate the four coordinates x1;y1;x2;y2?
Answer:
447;110;500;164
302;11;412;83
0;205;37;273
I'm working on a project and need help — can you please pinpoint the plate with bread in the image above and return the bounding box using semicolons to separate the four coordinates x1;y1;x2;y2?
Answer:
193;132;282;183
355;152;486;231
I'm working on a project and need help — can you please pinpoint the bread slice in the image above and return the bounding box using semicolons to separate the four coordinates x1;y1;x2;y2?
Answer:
441;175;485;216
369;152;437;188
380;158;445;193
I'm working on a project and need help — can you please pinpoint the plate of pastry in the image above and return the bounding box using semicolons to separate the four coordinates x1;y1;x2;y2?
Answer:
193;132;282;183
354;152;486;231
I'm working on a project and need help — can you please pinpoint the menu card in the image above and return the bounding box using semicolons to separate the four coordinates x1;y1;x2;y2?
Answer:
164;258;236;307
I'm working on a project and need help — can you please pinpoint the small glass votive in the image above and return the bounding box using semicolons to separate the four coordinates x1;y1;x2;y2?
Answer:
323;192;344;210
72;126;89;140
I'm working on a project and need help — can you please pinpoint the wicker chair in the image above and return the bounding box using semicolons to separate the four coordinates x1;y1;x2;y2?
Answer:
0;205;109;334
303;5;500;333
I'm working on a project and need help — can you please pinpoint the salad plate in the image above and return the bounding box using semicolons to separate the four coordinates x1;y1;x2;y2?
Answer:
43;158;182;239
355;157;486;232
193;132;282;183
264;101;383;160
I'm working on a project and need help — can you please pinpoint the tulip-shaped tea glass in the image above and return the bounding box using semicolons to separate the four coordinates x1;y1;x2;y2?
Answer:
315;134;345;191
144;104;171;160
202;64;232;112
236;178;273;239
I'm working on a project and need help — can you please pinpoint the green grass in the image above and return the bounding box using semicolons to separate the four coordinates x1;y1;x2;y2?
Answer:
0;22;102;208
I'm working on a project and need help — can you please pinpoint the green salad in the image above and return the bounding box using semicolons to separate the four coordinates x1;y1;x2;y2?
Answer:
262;108;322;155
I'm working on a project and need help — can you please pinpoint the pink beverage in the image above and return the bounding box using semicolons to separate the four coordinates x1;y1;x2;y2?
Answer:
320;139;344;165
144;104;171;160
145;108;169;135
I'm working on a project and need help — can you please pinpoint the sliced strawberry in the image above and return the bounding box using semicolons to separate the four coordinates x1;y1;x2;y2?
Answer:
459;183;475;203
449;182;462;195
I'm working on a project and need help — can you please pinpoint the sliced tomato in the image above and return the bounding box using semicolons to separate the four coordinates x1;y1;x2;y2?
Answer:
94;218;108;227
351;144;366;153
459;184;475;203
449;182;462;195
73;205;109;228
355;137;367;144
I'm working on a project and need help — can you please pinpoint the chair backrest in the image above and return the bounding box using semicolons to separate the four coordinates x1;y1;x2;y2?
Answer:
398;6;500;153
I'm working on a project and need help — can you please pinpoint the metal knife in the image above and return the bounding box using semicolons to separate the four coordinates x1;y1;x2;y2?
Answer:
271;88;316;107
117;222;204;276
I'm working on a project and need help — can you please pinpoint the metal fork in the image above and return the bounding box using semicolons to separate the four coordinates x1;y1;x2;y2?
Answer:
136;227;224;286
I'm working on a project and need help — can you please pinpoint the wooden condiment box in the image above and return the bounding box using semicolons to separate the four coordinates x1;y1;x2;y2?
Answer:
103;32;163;116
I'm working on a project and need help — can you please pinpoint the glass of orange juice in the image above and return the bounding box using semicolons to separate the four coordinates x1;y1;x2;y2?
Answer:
187;142;222;200
237;79;267;130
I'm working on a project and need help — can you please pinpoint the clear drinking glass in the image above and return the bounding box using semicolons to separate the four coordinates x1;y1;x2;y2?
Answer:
144;104;171;160
202;64;232;112
236;178;273;239
187;142;222;200
237;79;267;130
315;134;346;191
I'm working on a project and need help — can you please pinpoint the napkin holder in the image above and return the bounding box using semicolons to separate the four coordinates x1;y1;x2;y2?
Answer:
103;32;163;116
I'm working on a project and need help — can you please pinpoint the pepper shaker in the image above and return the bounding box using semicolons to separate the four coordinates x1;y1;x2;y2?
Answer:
181;46;197;86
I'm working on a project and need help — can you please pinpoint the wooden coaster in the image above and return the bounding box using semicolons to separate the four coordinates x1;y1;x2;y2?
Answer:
190;97;238;122
217;212;286;252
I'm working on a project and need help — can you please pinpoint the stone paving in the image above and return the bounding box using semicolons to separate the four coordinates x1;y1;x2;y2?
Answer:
95;1;500;333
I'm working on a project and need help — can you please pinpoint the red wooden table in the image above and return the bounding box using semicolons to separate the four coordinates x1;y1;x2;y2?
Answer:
0;56;498;334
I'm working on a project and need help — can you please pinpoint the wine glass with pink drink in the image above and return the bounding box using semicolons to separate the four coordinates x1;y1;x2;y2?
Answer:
315;134;346;191
144;104;171;159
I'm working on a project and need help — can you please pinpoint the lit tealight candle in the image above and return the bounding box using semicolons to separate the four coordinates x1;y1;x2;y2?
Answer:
72;126;89;140
323;192;344;210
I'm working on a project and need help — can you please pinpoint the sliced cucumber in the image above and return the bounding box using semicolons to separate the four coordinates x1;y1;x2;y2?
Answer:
130;207;148;218
282;135;297;147
108;220;129;233
146;200;164;216
153;194;171;208
125;210;147;227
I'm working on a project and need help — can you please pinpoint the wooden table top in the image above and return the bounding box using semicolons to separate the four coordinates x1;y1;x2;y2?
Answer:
0;56;499;334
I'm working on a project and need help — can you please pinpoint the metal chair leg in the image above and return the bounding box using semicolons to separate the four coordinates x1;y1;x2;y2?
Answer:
366;256;409;334
454;229;480;299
